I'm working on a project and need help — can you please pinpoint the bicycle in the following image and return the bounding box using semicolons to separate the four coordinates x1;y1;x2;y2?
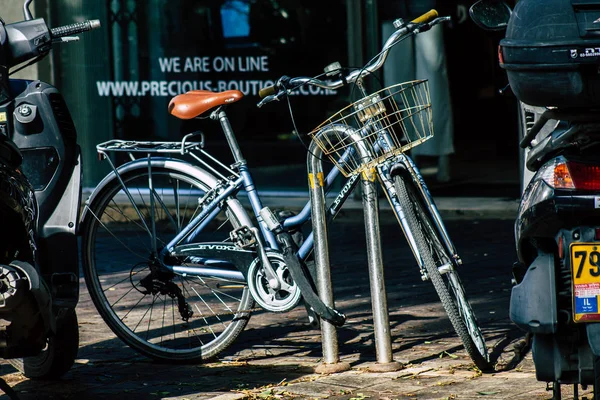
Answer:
80;10;491;370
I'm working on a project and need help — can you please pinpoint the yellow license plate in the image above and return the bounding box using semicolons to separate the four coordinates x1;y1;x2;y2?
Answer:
571;243;600;322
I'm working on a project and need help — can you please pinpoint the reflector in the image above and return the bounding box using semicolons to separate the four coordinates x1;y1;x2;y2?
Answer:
498;45;504;65
558;234;564;259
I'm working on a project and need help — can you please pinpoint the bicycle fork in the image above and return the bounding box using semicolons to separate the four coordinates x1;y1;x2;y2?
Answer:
378;155;462;280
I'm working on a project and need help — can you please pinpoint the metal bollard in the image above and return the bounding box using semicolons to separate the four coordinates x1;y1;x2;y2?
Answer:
306;131;400;373
361;169;402;372
307;145;351;374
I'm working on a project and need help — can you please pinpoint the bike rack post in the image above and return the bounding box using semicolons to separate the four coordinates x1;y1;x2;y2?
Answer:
307;144;351;374
360;168;402;372
307;135;401;373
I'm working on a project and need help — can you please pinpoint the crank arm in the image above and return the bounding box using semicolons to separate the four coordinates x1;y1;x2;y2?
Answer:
279;232;346;327
249;227;287;291
258;206;345;325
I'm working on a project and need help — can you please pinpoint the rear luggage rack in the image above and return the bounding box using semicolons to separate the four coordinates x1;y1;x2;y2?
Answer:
96;132;204;155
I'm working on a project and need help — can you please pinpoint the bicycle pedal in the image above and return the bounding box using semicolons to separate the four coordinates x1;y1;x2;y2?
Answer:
229;226;256;249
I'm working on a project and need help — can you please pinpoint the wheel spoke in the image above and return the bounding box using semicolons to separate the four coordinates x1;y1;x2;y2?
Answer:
109;284;139;309
119;291;149;323
87;206;150;260
194;276;237;313
82;167;254;362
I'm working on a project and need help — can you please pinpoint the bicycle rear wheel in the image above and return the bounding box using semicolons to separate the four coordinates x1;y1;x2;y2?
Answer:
81;164;254;362
392;175;491;371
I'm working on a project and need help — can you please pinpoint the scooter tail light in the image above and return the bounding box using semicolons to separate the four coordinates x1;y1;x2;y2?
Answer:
595;228;600;241
540;159;600;190
565;162;600;190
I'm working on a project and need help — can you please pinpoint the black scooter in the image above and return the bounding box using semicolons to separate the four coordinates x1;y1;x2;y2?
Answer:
0;0;99;385
471;0;600;398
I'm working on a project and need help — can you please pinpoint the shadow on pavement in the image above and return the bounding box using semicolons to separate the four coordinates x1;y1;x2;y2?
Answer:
0;219;531;399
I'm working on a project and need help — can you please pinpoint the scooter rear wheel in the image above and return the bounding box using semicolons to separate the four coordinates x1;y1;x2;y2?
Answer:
9;309;79;379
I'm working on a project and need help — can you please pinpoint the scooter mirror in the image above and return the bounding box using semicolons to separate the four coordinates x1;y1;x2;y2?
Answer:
469;0;512;31
23;0;34;21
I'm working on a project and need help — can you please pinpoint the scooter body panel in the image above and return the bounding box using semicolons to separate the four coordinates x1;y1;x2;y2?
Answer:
516;155;600;387
510;252;558;333
9;79;81;306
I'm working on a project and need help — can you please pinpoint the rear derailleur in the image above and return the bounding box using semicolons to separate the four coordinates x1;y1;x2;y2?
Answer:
138;270;193;322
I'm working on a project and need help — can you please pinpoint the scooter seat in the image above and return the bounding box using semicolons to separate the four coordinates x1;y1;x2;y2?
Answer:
168;90;244;120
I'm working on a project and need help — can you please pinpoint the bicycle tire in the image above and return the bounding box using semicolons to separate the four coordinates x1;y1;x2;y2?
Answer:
393;175;492;371
81;164;254;363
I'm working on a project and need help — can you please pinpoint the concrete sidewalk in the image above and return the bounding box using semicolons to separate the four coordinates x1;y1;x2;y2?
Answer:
1;217;583;400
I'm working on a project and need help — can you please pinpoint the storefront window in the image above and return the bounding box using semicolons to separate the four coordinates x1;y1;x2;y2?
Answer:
95;0;349;189
221;1;250;38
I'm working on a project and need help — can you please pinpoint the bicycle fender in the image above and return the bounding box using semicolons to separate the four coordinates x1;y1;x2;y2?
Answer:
80;157;253;230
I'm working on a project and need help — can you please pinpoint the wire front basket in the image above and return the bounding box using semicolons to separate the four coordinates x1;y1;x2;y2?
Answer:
309;80;433;177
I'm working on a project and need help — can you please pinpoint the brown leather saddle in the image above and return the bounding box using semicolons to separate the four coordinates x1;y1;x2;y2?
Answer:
168;90;244;120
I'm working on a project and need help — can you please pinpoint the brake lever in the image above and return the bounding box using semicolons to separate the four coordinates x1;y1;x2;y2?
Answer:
257;95;276;108
257;90;287;108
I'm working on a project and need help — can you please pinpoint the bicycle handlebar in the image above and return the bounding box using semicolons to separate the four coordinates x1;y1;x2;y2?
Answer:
258;85;277;99
51;19;101;39
411;9;439;24
257;10;450;107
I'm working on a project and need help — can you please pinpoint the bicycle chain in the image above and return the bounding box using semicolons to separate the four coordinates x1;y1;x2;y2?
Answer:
188;302;299;319
206;306;263;318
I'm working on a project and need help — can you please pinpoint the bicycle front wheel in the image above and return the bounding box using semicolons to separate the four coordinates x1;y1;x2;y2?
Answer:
393;175;491;371
81;164;254;363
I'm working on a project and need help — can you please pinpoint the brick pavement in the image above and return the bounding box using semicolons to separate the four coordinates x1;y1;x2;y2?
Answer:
0;218;589;399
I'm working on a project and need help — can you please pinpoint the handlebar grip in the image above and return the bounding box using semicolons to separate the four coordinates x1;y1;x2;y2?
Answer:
259;85;276;99
51;19;101;38
411;9;439;24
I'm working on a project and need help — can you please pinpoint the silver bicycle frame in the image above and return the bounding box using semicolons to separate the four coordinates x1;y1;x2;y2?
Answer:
377;154;461;269
88;133;362;283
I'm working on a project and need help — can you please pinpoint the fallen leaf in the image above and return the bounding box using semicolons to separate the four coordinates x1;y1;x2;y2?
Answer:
440;351;458;359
